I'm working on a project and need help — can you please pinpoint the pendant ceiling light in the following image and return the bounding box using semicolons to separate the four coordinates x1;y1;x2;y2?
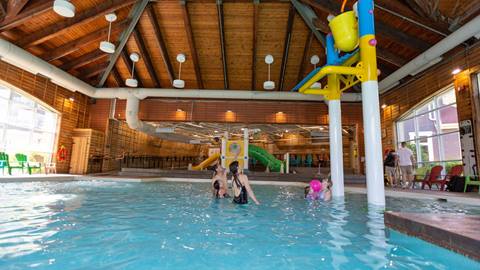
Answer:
173;53;186;89
310;55;322;89
99;13;117;54
53;0;75;18
125;53;140;88
263;54;275;90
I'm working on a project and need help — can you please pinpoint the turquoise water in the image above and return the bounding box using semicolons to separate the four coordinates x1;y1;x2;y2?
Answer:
0;181;479;269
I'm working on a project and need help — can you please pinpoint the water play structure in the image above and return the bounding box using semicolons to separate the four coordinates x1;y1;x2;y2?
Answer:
292;0;385;205
191;129;284;172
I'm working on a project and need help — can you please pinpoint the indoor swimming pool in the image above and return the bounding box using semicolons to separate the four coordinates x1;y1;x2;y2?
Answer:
0;181;479;269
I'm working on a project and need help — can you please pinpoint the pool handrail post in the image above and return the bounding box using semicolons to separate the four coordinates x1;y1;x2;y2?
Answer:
358;0;385;206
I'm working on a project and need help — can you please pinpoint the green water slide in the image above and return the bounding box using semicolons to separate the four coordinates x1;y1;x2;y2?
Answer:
248;144;284;172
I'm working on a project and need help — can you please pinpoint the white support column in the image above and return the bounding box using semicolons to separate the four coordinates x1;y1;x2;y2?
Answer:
221;131;228;169
243;128;249;171
361;81;386;206
328;99;345;197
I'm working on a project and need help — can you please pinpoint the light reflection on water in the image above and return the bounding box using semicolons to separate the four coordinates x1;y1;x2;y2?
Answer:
0;181;478;270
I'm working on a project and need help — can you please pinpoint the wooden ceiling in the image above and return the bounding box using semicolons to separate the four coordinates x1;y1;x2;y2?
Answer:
0;0;479;91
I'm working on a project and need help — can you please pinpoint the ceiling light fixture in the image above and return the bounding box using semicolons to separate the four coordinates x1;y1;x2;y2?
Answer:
381;104;387;109
176;108;184;112
310;55;322;89
99;13;117;54
263;55;275;90
125;53;140;87
53;0;75;18
452;68;461;75
173;54;186;88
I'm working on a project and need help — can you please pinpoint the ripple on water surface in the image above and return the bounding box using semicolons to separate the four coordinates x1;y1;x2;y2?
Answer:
0;181;479;270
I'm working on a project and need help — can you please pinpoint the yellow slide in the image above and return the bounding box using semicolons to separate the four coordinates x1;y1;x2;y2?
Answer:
191;153;220;171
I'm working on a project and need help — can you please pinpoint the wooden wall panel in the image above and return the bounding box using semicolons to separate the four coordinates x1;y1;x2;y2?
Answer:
0;61;90;173
380;44;480;160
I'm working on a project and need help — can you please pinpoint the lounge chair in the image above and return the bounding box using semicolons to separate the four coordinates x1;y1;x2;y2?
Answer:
412;165;443;190
0;152;8;175
15;153;42;175
429;165;463;191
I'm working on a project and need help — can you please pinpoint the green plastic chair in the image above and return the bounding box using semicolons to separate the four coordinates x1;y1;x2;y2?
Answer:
0;152;8;175
15;153;41;175
464;175;480;194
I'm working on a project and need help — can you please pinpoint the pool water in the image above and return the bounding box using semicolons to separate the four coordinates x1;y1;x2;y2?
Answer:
0;181;479;270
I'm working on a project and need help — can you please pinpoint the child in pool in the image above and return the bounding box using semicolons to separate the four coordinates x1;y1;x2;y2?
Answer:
321;178;332;202
305;179;322;200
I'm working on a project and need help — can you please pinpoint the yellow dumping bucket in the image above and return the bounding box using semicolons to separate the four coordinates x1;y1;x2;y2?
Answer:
329;11;358;52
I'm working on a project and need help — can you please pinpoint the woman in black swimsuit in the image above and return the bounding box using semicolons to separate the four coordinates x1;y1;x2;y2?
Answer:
211;164;229;198
229;161;260;205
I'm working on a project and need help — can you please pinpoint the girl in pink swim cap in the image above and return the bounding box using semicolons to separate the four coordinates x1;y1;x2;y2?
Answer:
306;179;322;200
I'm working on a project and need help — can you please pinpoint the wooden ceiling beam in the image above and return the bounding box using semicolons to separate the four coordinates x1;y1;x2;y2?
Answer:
60;50;108;71
112;67;123;87
216;0;228;89
376;47;408;67
251;0;259;90
278;4;295;91
17;0;137;48
303;0;432;51
0;1;52;31
374;0;450;35
145;5;174;85
40;19;130;62
132;27;161;87
180;1;203;89
81;63;108;79
98;0;149;87
6;0;30;19
297;31;313;82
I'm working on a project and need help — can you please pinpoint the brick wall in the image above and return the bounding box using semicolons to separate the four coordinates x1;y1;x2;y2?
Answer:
0;61;90;173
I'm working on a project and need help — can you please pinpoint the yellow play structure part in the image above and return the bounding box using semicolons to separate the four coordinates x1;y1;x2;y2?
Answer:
329;11;358;52
191;153;220;171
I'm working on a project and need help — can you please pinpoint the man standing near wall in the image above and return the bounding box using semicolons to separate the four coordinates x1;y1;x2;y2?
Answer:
397;142;415;188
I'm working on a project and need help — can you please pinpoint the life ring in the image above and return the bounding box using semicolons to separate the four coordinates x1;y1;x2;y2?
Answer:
57;145;67;162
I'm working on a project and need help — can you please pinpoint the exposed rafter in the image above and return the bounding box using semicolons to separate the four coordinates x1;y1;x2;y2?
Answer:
111;67;123;87
376;47;408;67
60;50;108;71
18;0;137;48
180;0;203;89
0;1;52;31
216;0;228;89
291;0;325;47
5;0;30;19
98;0;149;87
278;4;295;91
41;19;130;62
297;31;313;82
302;0;433;51
81;63;108;80
146;5;174;85
374;0;450;35
132;28;161;87
251;0;260;90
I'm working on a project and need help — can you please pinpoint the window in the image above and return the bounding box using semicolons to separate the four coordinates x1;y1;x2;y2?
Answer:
395;87;462;175
0;85;58;163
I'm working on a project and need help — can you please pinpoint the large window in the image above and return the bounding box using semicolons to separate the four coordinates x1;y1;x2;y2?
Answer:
0;84;58;162
395;88;462;174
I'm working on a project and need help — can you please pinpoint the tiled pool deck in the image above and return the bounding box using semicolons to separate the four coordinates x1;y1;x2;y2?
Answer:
385;212;480;261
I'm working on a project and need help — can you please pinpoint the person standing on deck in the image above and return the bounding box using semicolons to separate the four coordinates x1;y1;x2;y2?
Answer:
397;142;415;188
